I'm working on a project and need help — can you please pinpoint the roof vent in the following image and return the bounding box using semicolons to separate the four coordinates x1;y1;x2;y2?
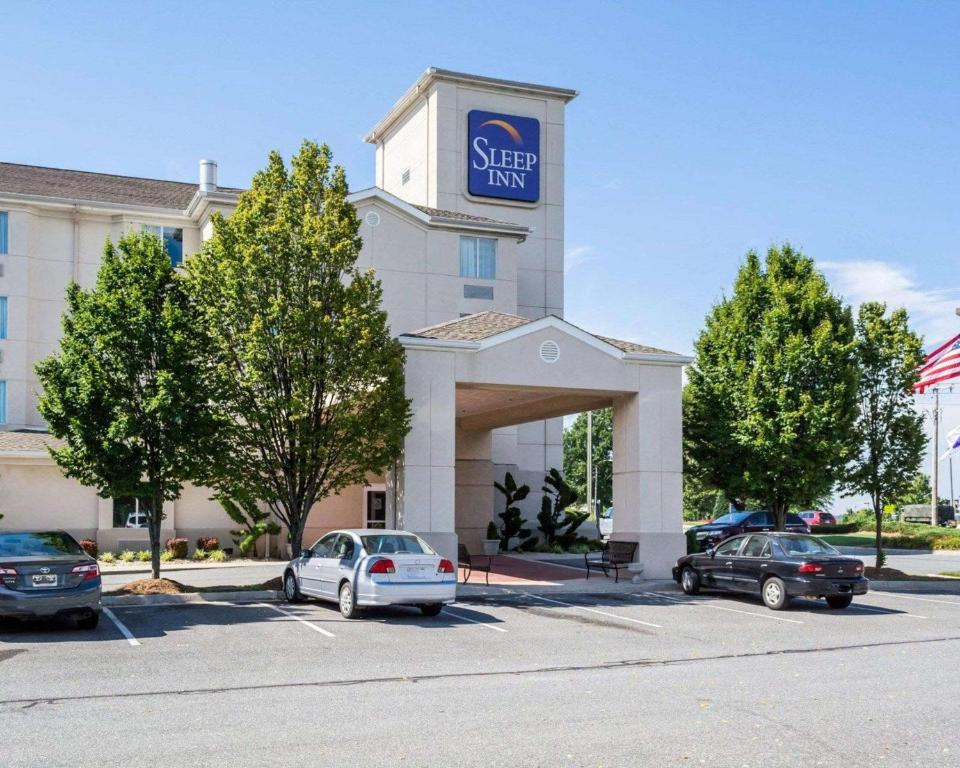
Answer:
401;168;411;185
539;340;560;364
364;211;381;227
199;160;218;192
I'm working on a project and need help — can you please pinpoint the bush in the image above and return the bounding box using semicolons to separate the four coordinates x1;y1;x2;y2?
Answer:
136;550;151;562
79;539;98;558
486;521;499;540
119;550;135;563
208;549;228;562
165;537;189;559
99;551;115;564
812;523;861;534
196;536;220;552
159;550;173;562
192;548;208;561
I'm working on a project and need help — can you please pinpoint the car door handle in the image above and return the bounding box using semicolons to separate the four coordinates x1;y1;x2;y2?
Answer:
724;561;733;566
761;563;768;568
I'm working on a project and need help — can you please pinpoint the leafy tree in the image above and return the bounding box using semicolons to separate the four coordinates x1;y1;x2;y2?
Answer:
186;141;411;556
562;408;612;512
684;244;859;530
841;303;926;567
494;471;532;550
683;475;725;522
217;488;281;557
537;467;588;547
37;232;218;578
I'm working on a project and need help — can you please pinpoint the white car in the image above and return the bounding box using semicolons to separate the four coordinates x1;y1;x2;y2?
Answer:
124;512;147;529
282;529;457;619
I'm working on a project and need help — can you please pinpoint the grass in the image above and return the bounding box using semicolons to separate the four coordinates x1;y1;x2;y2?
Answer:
822;524;960;551
821;533;875;547
939;572;960;579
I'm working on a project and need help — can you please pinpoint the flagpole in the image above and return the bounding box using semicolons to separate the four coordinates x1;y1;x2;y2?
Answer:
931;387;940;525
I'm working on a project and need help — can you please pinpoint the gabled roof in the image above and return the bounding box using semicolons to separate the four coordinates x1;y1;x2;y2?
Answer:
401;311;689;363
0;430;62;455
346;188;529;239
0;162;242;211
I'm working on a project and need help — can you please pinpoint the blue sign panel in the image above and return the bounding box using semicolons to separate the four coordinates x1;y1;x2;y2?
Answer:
468;110;540;203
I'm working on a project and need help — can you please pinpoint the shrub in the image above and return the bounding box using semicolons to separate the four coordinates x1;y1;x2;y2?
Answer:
485;521;499;540
159;550;173;562
79;539;98;558
99;551;115;564
812;523;861;535
208;549;228;562
119;550;135;562
196;536;220;552
165;537;189;559
192;548;208;561
136;550;151;562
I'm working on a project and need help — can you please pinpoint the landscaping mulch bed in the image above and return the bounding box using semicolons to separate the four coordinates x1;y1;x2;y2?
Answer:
107;576;283;596
864;566;949;581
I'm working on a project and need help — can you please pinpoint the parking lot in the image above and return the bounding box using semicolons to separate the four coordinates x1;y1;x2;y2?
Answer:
2;584;959;767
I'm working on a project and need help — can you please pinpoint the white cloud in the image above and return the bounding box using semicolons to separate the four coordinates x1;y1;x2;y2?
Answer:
564;245;595;273
819;259;960;345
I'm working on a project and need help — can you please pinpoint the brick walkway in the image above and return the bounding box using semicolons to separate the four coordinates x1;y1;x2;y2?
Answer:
459;554;586;586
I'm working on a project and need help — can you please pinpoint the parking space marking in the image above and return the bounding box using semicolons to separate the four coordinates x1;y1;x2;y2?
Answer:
844;603;927;620
523;593;663;629
870;593;960;608
103;607;140;646
443;606;508;633
635;592;804;624
257;603;336;638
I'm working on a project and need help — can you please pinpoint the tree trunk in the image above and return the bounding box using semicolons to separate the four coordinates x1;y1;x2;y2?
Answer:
150;491;163;580
873;492;884;570
772;499;788;531
289;510;308;559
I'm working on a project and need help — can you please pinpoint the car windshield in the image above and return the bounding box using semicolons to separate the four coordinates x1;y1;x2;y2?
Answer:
0;532;84;558
361;534;432;555
712;512;750;525
777;536;840;557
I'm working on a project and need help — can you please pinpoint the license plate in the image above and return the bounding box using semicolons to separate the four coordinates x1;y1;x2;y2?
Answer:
405;567;426;580
32;574;58;587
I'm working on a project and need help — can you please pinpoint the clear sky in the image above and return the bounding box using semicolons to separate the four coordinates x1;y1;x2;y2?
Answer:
4;1;959;500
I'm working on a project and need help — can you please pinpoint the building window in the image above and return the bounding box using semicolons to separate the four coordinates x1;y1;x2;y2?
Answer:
459;236;496;280
0;211;7;255
143;225;184;267
112;496;155;529
0;297;7;340
0;380;7;425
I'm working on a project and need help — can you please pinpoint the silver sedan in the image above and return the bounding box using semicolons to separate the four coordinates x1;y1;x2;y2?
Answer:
282;529;457;618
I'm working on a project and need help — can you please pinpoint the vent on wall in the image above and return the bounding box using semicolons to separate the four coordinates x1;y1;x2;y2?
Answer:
364;211;381;228
401;168;410;185
539;340;560;364
464;285;493;300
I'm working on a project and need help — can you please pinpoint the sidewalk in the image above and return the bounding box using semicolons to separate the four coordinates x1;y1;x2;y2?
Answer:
99;558;286;576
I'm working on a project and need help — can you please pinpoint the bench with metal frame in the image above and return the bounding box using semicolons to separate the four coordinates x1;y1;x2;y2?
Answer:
584;540;637;583
458;542;491;585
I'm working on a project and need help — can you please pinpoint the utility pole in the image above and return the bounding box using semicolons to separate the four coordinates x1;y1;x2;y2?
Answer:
931;387;940;525
586;409;594;529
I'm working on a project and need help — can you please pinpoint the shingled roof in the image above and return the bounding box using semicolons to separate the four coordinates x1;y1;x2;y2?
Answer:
403;311;681;356
0;430;63;454
411;204;523;228
0;162;242;210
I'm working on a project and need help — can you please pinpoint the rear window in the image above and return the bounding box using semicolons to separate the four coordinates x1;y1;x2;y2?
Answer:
361;534;432;555
0;532;84;557
713;512;749;526
777;536;839;556
786;513;807;526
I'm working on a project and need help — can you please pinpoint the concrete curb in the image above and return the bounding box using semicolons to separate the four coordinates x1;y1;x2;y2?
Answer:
103;590;281;606
870;580;960;594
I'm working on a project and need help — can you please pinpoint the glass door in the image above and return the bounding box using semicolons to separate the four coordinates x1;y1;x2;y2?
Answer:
366;491;387;529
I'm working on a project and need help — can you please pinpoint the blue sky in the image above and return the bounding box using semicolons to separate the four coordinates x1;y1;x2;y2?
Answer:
4;1;960;498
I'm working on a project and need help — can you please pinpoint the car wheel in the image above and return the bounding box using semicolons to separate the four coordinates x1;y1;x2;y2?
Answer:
681;566;700;595
761;576;788;610
283;571;302;603
77;611;100;630
826;595;853;609
339;582;359;619
420;603;443;617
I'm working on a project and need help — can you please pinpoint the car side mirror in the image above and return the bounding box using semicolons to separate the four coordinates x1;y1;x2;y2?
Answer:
299;549;312;559
707;547;716;559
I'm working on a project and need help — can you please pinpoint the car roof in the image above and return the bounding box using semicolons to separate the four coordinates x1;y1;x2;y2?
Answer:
323;529;419;536
0;529;69;535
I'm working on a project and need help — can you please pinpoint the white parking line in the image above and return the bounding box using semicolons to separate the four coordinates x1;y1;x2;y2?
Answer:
845;603;927;619
443;606;508;633
258;603;336;638
103;607;140;646
523;593;662;629
636;592;804;624
870;593;960;607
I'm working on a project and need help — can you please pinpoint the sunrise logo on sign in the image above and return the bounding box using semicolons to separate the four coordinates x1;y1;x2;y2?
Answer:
468;110;540;203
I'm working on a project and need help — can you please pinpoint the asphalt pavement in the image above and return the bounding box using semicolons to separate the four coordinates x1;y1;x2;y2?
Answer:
2;583;958;766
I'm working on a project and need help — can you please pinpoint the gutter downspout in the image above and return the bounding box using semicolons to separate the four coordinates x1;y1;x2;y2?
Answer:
71;205;80;283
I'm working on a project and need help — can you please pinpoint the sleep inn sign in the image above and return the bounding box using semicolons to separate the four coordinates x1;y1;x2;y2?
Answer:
468;109;540;203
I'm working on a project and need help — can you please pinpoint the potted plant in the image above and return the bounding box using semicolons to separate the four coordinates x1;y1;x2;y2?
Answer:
482;521;501;556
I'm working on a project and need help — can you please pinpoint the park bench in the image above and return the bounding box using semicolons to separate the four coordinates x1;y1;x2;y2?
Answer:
584;540;638;583
458;542;491;585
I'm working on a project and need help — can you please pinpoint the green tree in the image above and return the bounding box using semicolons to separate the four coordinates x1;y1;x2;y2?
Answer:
494;471;533;551
36;232;218;578
841;303;926;567
892;472;948;509
537;467;587;547
562;408;612;512
683;475;725;522
186;141;411;555
684;244;859;530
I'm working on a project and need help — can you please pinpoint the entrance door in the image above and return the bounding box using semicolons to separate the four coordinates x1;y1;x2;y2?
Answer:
366;491;387;529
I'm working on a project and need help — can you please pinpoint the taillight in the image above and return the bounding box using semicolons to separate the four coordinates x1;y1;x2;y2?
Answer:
437;558;455;574
369;558;395;575
854;563;864;573
798;562;823;574
71;563;100;581
0;566;16;577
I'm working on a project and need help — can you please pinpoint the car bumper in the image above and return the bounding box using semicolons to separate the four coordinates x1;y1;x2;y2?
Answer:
0;579;101;619
356;579;457;607
784;576;869;598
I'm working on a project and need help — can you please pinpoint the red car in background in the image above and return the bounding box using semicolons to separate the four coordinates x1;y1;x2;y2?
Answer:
798;510;837;527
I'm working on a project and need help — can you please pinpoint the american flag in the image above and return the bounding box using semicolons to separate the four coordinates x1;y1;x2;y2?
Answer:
915;332;960;393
